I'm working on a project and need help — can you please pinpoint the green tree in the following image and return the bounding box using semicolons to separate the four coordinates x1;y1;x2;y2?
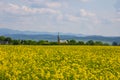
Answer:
94;41;103;45
26;40;37;45
86;40;94;45
112;41;118;46
4;37;12;44
67;39;77;45
38;40;49;45
50;42;58;45
103;43;110;46
12;40;21;45
119;43;120;46
0;36;5;41
77;41;85;45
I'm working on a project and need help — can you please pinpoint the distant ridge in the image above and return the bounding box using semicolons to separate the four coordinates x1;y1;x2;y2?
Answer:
0;28;46;35
0;28;120;43
0;28;84;36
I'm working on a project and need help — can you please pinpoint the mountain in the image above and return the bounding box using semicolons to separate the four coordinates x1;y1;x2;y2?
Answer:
0;28;120;43
0;28;84;36
0;28;53;35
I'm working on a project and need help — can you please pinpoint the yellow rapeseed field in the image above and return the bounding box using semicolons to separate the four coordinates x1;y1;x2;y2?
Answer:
0;46;120;80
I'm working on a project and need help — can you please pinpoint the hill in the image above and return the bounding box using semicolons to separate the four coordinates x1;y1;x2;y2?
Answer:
0;28;120;43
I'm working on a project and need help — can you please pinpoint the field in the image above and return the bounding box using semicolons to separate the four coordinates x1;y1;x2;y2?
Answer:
0;46;120;80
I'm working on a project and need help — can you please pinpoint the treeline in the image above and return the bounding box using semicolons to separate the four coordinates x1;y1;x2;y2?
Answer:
0;36;120;46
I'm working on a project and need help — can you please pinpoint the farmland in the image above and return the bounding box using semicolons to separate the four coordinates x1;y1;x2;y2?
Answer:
0;46;120;80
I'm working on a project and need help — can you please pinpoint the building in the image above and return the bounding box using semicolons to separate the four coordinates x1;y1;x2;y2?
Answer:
57;33;68;44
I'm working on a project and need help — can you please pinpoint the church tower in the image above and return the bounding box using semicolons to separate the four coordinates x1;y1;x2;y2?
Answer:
57;32;60;44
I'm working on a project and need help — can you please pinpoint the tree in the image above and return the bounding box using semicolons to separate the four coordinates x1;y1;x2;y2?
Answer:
12;40;21;45
119;43;120;46
38;40;49;45
20;40;25;45
77;41;85;45
0;36;5;41
94;41;103;45
103;43;110;46
4;37;12;44
26;40;37;45
67;39;77;45
50;42;58;45
86;40;94;45
112;41;118;46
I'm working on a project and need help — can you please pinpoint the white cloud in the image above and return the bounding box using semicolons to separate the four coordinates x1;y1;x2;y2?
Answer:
79;0;90;2
117;9;120;14
80;9;96;17
23;0;44;4
66;14;80;22
111;18;120;22
21;0;62;8
0;3;4;11
46;2;62;8
2;3;61;15
57;14;63;21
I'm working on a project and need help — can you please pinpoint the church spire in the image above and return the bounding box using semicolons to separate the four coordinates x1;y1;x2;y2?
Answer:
57;32;60;44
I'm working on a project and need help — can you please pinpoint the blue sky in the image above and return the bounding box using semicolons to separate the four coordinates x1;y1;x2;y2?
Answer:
0;0;120;36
